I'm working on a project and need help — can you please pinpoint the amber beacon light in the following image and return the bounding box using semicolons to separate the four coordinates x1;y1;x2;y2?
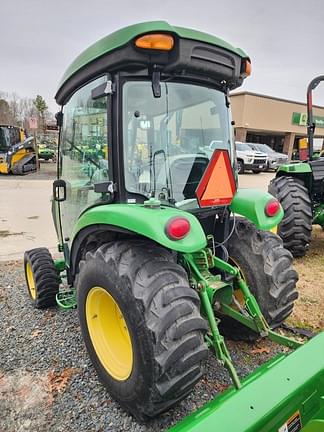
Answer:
135;34;174;51
244;59;252;76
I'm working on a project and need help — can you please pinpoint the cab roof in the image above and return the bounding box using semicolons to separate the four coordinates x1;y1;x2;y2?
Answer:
56;21;247;101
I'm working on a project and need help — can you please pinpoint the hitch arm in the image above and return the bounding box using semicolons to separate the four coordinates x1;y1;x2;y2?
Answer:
200;287;241;389
183;253;241;388
212;255;271;334
212;255;303;350
182;249;302;392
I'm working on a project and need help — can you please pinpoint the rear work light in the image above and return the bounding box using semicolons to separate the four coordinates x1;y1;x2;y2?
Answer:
165;217;190;240
135;34;174;51
265;199;281;217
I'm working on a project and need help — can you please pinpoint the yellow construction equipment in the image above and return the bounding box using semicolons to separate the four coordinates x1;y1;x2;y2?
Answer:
0;125;37;175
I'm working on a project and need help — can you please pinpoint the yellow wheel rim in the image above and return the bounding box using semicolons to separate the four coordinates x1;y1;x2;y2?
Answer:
26;262;36;300
86;287;133;381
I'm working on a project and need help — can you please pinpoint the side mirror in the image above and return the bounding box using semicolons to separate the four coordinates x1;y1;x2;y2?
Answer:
53;179;66;202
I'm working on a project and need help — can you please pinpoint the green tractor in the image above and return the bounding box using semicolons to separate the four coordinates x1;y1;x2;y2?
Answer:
37;134;58;161
24;22;324;431
38;144;56;161
269;75;324;257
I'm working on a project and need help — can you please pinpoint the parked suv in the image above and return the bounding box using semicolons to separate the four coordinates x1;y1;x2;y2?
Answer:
235;142;267;174
247;143;288;170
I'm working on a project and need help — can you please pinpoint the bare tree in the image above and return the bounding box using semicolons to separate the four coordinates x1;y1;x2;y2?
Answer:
8;93;20;124
0;99;14;124
0;91;53;134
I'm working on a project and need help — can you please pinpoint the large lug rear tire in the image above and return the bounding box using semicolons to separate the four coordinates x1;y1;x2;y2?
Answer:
24;247;60;308
220;219;298;341
76;240;208;420
268;176;312;257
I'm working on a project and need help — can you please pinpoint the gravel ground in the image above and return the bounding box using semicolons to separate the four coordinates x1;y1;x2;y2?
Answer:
0;260;292;432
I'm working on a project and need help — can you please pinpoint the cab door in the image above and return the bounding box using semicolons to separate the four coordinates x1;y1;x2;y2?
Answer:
54;76;110;246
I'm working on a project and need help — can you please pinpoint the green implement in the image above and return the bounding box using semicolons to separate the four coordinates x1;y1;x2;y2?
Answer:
170;332;324;432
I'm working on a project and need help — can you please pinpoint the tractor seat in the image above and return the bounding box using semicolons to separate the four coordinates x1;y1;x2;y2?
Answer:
157;155;209;202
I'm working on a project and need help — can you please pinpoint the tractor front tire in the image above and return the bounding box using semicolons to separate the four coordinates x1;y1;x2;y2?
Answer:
24;247;60;308
222;219;298;341
76;241;208;420
268;176;312;257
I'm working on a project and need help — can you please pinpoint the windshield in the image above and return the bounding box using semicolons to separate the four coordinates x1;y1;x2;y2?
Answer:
0;127;11;152
254;143;274;154
236;142;253;152
0;126;21;152
123;81;233;209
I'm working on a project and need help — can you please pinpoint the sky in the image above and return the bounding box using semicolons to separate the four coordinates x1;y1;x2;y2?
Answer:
1;0;324;113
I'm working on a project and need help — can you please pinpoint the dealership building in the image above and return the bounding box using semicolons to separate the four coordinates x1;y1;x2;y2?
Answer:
230;91;324;158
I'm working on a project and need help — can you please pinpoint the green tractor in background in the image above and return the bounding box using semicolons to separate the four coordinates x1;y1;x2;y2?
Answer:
38;144;56;161
23;22;324;431
37;134;58;162
269;75;324;257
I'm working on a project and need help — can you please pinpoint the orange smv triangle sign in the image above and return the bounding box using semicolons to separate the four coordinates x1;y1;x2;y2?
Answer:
196;150;236;207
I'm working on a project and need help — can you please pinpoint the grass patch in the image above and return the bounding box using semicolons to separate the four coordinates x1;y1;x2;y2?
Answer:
288;226;324;331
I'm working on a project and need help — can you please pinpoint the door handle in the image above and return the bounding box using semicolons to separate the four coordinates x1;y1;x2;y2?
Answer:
53;179;66;202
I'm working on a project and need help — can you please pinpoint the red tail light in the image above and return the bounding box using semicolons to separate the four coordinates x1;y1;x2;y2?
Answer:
165;217;190;240
265;199;281;217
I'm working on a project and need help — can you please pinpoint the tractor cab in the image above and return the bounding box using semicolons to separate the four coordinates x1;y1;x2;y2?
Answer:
0;125;23;170
53;22;253;246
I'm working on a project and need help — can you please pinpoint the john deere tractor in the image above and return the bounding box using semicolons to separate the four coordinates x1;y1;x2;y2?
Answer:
0;125;37;174
24;22;324;431
269;75;324;257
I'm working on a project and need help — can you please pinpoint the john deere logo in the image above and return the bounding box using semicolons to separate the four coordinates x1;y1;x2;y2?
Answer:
292;112;324;128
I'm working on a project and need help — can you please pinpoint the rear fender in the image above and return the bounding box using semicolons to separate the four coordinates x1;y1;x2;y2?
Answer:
276;162;312;175
276;162;312;189
229;188;284;230
71;203;207;254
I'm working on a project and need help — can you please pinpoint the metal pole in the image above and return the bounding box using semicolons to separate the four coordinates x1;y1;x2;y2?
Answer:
307;75;324;160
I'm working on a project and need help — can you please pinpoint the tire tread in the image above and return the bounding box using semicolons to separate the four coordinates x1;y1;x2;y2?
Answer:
24;247;59;308
76;240;208;419
268;176;312;257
